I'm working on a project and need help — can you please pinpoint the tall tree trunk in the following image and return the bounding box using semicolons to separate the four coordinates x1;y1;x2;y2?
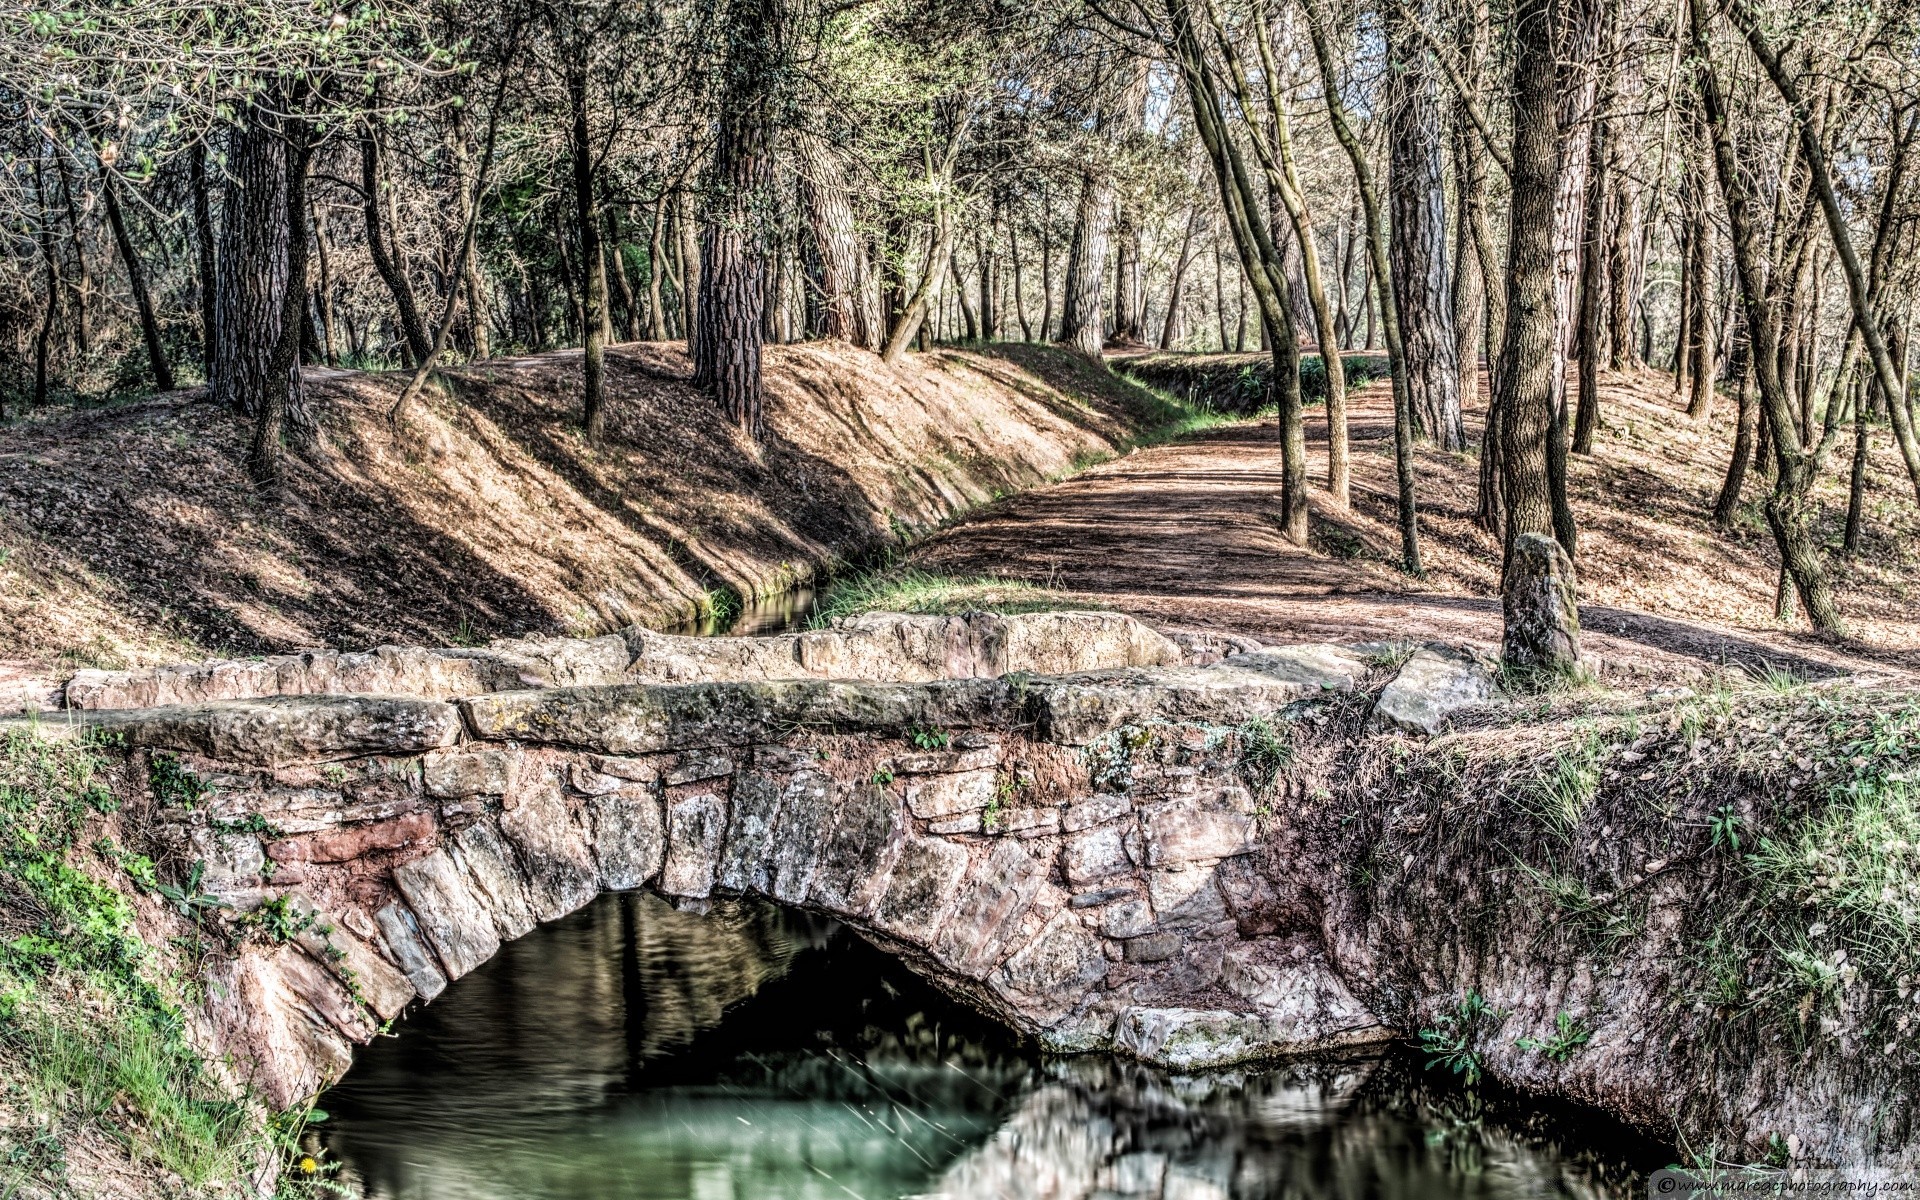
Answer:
1712;313;1754;528
215;111;291;416
567;64;609;439
1572;89;1610;456
249;118;313;486
1691;0;1840;631
98;166;175;392
1010;216;1034;342
1058;169;1113;357
1161;201;1200;349
189;140;219;378
360;130;430;367
1302;0;1418;567
30;151;60;411
312;204;339;366
797;134;875;349
646;192;669;342
1498;0;1564;562
693;0;779;434
1685;190;1716;419
677;191;700;343
1112;204;1143;343
1385;0;1463;451
606;207;640;343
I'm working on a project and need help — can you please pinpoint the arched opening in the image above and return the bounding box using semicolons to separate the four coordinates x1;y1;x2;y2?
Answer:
312;893;1664;1200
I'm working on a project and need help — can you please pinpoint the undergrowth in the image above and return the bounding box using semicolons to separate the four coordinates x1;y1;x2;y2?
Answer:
0;727;295;1197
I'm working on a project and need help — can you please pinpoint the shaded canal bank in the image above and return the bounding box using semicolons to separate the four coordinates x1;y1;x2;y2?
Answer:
319;892;1665;1199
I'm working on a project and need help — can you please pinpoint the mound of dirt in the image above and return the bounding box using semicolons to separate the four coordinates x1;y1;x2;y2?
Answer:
0;342;1168;673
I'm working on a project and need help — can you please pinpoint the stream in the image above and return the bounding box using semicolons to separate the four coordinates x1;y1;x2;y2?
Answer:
317;893;1665;1200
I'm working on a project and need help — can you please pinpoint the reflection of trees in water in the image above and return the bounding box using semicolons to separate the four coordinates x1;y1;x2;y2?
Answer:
928;1055;1652;1200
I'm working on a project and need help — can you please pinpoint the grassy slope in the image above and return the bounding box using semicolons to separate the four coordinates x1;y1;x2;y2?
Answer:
0;342;1182;674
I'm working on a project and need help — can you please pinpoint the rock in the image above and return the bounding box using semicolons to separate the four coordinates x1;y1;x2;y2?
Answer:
1502;532;1582;673
374;902;448;1001
1371;645;1496;735
986;611;1181;676
447;820;539;940
391;848;501;980
1124;932;1184;963
283;894;416;1022
584;788;665;890
63;643;560;710
424;749;513;798
871;838;971;939
997;910;1111;1013
498;781;600;922
903;769;995;819
1147;867;1229;929
266;811;437;864
932;840;1050;976
1062;825;1132;885
1215;942;1387;1051
78;695;461;767
1025;646;1362;746
807;785;907;914
1141;793;1255;865
659;793;727;898
460;679;1017;755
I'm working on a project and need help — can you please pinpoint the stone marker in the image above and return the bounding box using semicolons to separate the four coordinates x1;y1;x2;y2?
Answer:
1502;532;1582;674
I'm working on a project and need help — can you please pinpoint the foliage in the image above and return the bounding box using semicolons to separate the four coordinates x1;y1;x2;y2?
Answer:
0;727;262;1193
1516;1011;1595;1063
1419;991;1506;1086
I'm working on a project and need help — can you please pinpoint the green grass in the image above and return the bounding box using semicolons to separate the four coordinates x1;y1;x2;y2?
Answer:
809;567;1097;626
0;727;285;1196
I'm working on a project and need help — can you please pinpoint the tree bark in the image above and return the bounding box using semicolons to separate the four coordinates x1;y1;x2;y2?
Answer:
359;131;430;367
1572;91;1610;455
1385;0;1463;451
97;165;175;392
1498;0;1564;564
646;192;669;342
797;133;876;349
249;118;312;486
1161;201;1200;349
216;111;291;416
1058;168;1113;357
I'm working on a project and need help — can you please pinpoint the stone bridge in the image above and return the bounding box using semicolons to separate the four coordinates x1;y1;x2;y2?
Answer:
18;612;1491;1111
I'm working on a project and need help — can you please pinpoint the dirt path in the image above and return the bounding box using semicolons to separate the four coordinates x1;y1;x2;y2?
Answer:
910;370;1917;684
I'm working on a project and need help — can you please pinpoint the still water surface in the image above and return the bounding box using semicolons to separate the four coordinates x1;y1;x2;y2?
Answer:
320;893;1660;1199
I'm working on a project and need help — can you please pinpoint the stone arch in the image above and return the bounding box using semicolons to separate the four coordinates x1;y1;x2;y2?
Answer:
50;635;1388;1111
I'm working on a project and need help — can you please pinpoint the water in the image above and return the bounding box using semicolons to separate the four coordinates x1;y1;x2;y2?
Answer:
319;894;1663;1200
667;587;817;638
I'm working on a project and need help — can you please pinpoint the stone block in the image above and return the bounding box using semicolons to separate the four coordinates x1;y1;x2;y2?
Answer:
1142;799;1255;866
715;773;785;894
392;849;500;980
997;910;1110;1008
498;781;599;922
871;838;971;940
585;788;665;890
1063;825;1132;885
424;749;512;799
567;761;626;796
1147;868;1228;929
1123;932;1183;963
765;770;835;904
448;820;538;940
1098;897;1157;939
1062;794;1131;833
659;793;727;899
1502;532;1582;672
374;902;447;1001
666;752;733;785
83;695;462;767
266;811;436;865
932;839;1049;976
904;769;995;819
284;893;415;1022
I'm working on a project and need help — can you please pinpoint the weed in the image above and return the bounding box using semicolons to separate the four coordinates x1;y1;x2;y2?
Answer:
985;772;1028;831
238;894;318;945
907;725;951;751
1516;729;1603;841
870;768;895;787
1516;1010;1595;1063
1419;991;1506;1085
1708;804;1744;853
1235;717;1294;801
147;750;210;809
154;859;231;925
212;811;281;838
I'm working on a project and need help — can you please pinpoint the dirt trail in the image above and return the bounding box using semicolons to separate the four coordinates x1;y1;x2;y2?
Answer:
911;365;1919;684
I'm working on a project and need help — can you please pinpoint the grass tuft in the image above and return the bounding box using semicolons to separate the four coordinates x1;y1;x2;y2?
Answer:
810;567;1095;626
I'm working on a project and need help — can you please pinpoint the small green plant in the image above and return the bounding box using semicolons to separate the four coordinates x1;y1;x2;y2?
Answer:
212;811;281;837
147;751;211;809
1235;717;1294;801
870;768;895;786
155;860;231;924
1708;803;1743;853
907;725;951;751
1419;991;1506;1086
1516;1011;1594;1063
239;894;318;945
984;772;1028;831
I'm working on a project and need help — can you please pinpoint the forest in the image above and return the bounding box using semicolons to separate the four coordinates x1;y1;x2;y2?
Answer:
3;0;1920;660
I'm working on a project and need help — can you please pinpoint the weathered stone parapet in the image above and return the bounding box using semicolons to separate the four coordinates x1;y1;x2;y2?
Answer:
53;611;1186;711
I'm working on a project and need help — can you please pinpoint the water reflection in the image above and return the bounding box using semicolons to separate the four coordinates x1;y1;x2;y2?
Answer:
667;586;817;637
320;893;1659;1200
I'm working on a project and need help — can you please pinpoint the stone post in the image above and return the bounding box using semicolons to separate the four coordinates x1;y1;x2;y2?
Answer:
1502;532;1582;674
